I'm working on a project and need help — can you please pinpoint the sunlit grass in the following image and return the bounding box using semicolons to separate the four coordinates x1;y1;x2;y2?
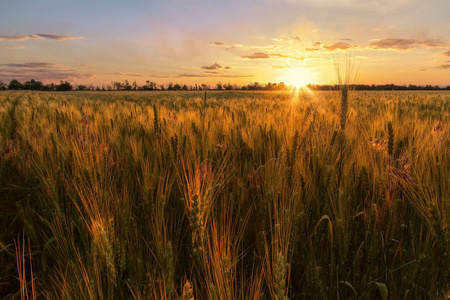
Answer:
0;90;449;299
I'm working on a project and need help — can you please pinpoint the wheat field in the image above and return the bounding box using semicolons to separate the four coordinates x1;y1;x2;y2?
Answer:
0;90;449;299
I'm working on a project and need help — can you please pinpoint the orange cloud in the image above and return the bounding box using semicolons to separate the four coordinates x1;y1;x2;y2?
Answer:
0;34;84;42
323;42;357;51
209;41;224;46
0;62;94;82
370;38;445;50
34;34;84;41
274;36;301;42
3;46;26;49
241;52;271;59
201;62;222;70
179;73;254;78
0;35;30;41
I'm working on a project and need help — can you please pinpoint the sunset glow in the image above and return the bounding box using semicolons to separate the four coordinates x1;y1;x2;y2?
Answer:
281;66;312;88
0;0;449;86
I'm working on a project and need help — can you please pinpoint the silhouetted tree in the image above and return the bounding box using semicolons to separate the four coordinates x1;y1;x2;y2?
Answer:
23;79;43;90
43;83;56;91
123;80;132;90
8;79;23;90
0;81;7;90
56;81;73;91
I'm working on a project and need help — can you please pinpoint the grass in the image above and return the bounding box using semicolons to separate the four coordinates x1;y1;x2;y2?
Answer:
0;89;449;299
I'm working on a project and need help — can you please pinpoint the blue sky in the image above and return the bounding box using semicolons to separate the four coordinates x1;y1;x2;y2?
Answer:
1;0;449;86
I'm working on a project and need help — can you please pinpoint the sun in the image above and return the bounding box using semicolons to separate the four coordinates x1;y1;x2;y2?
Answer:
283;66;311;88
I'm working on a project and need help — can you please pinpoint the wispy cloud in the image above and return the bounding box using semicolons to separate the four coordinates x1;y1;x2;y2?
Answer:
273;36;301;42
0;33;84;42
420;39;445;48
201;62;222;70
0;35;30;41
370;39;416;50
2;62;58;68
179;73;254;78
34;34;84;41
145;74;171;79
442;50;450;57
305;48;320;52
322;42;358;51
209;41;225;46
179;73;207;78
0;62;94;82
3;46;26;50
241;52;271;59
370;38;446;50
437;64;450;69
29;34;44;40
110;71;143;77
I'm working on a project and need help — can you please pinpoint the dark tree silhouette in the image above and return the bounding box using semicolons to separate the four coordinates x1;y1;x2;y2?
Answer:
56;81;73;91
8;79;23;90
23;79;44;90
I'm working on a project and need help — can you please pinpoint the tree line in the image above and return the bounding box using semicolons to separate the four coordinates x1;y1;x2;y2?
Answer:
1;79;449;91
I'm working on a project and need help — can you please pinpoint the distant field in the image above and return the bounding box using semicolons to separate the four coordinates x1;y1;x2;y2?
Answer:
1;90;449;299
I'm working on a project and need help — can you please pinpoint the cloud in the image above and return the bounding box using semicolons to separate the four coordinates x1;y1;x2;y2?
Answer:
145;74;171;79
34;34;84;41
209;41;224;46
323;42;358;51
29;34;44;40
201;62;222;70
3;46;26;49
179;73;208;77
0;33;84;42
370;39;416;50
0;62;94;82
224;66;231;69
204;71;220;74
178;73;254;78
240;51;297;59
305;48;320;51
420;39;445;48
437;64;450;69
340;38;353;41
442;50;450;57
273;36;302;42
0;35;30;41
110;71;143;77
314;42;322;46
241;52;271;59
271;53;289;58
2;62;58;68
370;38;446;50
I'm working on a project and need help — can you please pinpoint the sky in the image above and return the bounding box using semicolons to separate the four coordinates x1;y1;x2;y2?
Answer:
1;0;449;87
